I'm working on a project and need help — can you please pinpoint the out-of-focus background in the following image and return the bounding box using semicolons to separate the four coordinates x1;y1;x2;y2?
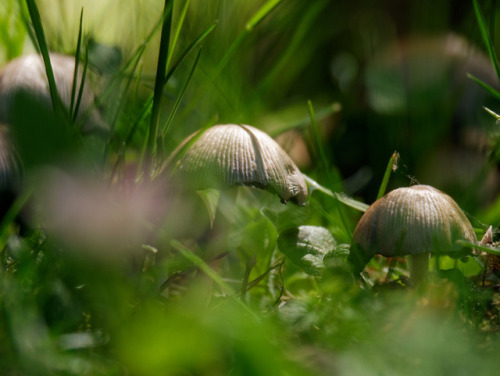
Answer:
4;1;499;204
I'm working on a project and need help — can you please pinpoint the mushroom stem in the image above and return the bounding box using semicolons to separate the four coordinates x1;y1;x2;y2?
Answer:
409;252;430;285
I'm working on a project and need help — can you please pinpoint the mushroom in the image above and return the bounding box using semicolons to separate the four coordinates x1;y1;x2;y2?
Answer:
176;124;308;205
0;53;107;134
349;184;477;285
174;124;308;301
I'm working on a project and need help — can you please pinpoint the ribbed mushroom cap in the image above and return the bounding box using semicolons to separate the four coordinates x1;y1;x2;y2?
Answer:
177;124;308;205
352;185;476;258
0;53;107;134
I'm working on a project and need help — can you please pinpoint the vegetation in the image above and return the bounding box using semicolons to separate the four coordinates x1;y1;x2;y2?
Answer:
1;0;500;374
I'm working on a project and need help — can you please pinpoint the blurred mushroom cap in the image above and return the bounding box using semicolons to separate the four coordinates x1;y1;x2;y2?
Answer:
352;185;476;258
0;53;108;134
177;124;308;205
35;169;169;260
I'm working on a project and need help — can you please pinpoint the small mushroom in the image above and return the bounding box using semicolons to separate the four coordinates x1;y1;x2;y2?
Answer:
177;124;308;205
0;53;107;134
349;184;477;284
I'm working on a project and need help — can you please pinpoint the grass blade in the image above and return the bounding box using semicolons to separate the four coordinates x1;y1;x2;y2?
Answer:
215;0;282;76
473;0;500;81
72;46;89;128
147;0;173;174
376;151;399;200
246;0;282;31
162;49;201;138
458;240;500;256
69;8;84;124
166;0;191;70
467;73;500;100
165;22;217;84
483;106;500;119
25;0;62;118
303;174;369;212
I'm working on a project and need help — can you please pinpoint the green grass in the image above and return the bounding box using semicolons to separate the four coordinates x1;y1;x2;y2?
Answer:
1;0;500;375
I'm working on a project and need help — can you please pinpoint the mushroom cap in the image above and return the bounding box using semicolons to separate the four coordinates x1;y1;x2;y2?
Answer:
352;185;476;258
0;53;107;134
177;124;308;205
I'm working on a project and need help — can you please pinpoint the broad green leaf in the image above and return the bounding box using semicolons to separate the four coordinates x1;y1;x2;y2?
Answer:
278;225;335;276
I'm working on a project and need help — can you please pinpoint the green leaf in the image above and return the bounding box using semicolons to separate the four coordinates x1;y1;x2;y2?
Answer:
433;255;483;277
240;215;278;260
278;225;336;276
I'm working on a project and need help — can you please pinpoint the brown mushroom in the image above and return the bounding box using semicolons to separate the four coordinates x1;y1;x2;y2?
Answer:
349;185;477;284
176;124;308;205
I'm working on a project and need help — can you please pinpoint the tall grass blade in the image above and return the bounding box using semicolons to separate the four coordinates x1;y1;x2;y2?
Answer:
73;47;89;128
162;49;201;138
147;0;173;173
166;0;191;70
69;8;84;125
376;151;399;200
473;0;500;81
25;0;62;118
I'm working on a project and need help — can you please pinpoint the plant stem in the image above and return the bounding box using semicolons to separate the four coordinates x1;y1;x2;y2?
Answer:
409;253;430;286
